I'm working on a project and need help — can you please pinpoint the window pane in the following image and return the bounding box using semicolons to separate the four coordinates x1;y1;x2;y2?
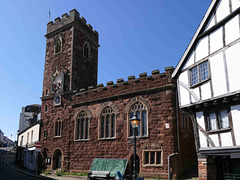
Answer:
191;66;199;85
76;119;80;139
100;116;104;138
200;62;209;81
208;112;218;130
130;112;134;136
150;152;155;164
111;115;115;137
106;114;110;137
85;118;89;139
144;152;149;164
157;151;161;164
80;118;84;139
218;109;229;129
136;111;141;136
142;110;147;136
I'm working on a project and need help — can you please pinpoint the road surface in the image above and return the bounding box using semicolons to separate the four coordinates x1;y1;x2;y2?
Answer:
0;147;36;180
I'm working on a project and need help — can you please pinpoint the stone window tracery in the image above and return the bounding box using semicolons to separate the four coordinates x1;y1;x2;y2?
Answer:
76;110;90;140
129;101;148;137
100;106;116;139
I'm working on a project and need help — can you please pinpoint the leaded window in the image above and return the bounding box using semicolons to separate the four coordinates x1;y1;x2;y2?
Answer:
129;101;148;137
100;106;116;139
190;61;209;86
55;117;62;137
143;150;162;166
206;109;230;131
76;111;90;140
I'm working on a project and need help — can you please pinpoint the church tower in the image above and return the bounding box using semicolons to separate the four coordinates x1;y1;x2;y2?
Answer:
42;9;99;105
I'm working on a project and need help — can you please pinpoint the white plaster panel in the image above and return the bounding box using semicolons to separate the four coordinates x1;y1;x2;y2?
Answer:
196;111;207;148
210;27;223;53
178;71;190;107
231;105;240;146
225;43;240;92
209;134;219;147
191;87;200;103
183;52;194;70
216;0;230;22
205;15;216;31
196;36;209;62
209;53;227;97
201;81;211;100
220;132;233;146
179;86;190;107
225;16;240;45
232;0;240;11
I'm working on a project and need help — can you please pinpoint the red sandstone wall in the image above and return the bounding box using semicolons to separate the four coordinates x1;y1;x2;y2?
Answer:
41;68;180;178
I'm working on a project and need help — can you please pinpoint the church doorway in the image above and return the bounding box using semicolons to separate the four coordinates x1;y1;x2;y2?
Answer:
128;154;140;177
53;149;62;170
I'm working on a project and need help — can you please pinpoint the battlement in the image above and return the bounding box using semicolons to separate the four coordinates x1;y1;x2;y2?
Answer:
46;9;98;39
72;66;175;105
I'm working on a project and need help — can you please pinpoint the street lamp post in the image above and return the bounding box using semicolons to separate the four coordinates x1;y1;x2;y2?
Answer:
130;113;140;180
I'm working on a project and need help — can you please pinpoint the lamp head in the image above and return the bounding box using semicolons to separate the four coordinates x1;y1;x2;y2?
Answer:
130;113;140;128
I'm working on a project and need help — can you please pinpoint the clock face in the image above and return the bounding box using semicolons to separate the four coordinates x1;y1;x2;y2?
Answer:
54;96;61;105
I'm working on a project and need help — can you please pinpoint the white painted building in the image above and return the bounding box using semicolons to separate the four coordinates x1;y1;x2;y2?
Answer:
172;0;240;179
17;104;41;172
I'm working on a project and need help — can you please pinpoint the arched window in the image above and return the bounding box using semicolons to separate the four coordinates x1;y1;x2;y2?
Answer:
76;110;90;140
100;106;116;139
54;36;62;54
129;101;148;137
55;117;62;137
83;42;90;58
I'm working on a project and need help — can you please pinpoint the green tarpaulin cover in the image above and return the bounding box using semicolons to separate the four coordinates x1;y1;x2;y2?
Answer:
90;158;128;177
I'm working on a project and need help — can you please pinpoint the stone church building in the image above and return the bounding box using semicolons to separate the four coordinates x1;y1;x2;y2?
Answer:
40;9;196;179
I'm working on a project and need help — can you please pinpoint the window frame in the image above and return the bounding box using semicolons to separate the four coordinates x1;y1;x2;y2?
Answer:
128;101;149;138
142;150;163;167
205;108;231;133
75;110;90;141
54;36;62;55
54;117;62;137
99;106;116;140
189;60;210;87
83;42;90;59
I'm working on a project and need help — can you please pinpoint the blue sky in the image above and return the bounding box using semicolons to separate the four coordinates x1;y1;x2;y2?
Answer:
0;0;211;141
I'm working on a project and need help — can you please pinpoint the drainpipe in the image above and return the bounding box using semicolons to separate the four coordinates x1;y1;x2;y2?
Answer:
168;152;178;180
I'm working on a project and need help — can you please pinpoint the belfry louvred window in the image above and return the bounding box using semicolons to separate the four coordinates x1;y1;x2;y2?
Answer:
54;36;62;54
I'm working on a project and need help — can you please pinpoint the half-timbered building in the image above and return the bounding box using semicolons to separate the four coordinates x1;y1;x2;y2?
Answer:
172;0;240;179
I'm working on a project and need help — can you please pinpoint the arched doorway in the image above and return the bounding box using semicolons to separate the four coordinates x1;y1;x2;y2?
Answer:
53;149;62;170
128;154;140;177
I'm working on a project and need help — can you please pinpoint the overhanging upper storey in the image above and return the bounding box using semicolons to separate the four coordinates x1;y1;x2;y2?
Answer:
173;0;240;108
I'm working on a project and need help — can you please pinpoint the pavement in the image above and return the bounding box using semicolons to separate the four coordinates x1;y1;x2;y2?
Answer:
5;148;197;180
5;147;87;180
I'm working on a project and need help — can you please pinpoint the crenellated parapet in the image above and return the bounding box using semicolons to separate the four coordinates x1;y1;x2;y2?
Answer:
46;9;98;41
71;66;175;107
